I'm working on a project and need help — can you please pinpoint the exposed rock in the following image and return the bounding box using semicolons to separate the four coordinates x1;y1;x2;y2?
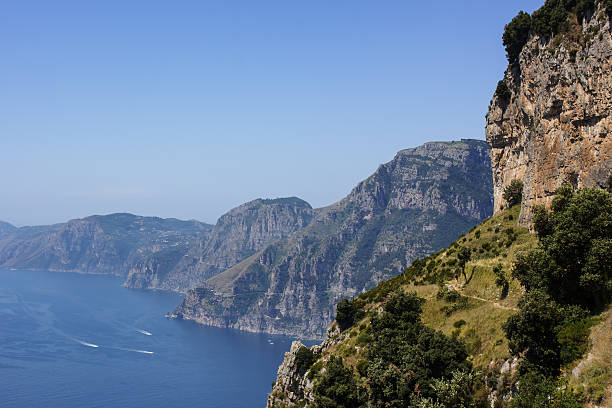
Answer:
267;323;350;408
173;140;493;338
486;6;612;224
124;197;314;291
0;198;313;293
0;214;210;276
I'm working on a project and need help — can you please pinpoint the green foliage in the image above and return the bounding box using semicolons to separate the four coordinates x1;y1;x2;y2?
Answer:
503;180;524;207
336;298;365;332
356;359;369;378
531;0;573;38
453;319;467;329
503;11;532;65
515;186;612;311
312;356;366;408
295;346;317;375
504;290;593;375
500;0;603;67
366;293;471;405
557;317;594;365
493;263;509;299
503;185;611;403
417;370;486;408
510;369;583;408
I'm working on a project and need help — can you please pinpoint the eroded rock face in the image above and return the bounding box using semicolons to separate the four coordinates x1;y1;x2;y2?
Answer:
123;198;314;291
486;7;612;224
173;140;493;338
0;199;313;293
0;214;211;276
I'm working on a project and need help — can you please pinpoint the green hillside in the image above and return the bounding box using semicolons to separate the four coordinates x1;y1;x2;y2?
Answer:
269;186;612;408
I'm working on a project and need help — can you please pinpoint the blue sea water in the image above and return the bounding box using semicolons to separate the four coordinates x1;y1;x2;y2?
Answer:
0;269;304;408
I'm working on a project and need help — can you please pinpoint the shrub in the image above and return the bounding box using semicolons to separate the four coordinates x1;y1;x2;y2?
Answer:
295;346;316;375
313;356;366;408
503;179;524;207
493;263;509;299
335;298;364;331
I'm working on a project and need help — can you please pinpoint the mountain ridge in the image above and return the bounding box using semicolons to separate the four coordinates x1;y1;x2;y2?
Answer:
173;139;493;338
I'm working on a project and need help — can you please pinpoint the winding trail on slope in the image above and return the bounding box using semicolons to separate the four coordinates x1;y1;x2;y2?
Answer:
447;282;518;312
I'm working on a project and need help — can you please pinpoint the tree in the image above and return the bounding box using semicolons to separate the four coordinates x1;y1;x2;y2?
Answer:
366;293;470;406
503;179;524;207
505;186;611;378
503;291;564;374
457;247;472;282
502;11;532;65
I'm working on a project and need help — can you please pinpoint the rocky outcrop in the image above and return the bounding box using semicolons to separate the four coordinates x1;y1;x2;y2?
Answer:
267;322;345;408
124;198;314;291
0;214;211;276
486;5;612;224
173;140;493;338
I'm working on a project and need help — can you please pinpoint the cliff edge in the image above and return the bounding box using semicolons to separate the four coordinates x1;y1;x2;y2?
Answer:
486;4;612;224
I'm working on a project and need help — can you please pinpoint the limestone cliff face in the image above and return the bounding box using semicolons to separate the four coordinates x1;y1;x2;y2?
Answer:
124;198;314;291
173;140;493;338
0;214;210;276
486;6;612;224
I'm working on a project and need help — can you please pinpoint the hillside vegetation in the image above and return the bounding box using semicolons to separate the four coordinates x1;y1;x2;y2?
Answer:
269;185;612;408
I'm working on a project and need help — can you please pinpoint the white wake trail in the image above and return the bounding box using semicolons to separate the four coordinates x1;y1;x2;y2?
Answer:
74;339;99;348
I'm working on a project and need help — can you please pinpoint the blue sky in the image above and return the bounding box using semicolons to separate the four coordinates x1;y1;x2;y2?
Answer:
0;0;543;226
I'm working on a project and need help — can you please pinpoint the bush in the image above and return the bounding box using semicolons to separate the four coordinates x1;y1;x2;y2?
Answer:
335;298;364;331
503;179;524;207
513;187;612;311
493;264;509;299
453;319;467;328
295;346;317;375
312;356;366;408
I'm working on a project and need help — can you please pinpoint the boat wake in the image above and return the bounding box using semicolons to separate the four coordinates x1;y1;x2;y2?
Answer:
74;339;99;348
136;329;152;336
115;347;154;355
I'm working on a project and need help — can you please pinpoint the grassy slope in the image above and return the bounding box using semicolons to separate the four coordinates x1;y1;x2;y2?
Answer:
289;203;612;408
313;205;534;376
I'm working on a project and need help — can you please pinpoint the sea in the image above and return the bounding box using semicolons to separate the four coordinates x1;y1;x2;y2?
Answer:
0;268;306;408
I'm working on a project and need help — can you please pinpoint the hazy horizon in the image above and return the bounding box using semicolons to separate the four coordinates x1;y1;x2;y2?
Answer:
1;0;543;226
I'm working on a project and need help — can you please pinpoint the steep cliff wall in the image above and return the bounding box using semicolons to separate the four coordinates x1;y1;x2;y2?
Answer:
124;198;314;291
173;140;493;338
486;5;612;224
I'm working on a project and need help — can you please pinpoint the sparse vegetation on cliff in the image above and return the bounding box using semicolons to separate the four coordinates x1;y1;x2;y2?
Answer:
502;0;612;66
503;180;524;208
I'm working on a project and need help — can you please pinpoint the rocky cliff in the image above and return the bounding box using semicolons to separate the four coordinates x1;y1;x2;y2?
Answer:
173;140;493;338
124;198;314;291
0;198;313;292
0;214;211;276
486;4;612;224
